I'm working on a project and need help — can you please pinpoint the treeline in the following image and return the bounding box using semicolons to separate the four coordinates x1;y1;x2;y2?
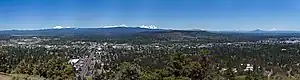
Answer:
93;43;300;80
95;52;300;80
0;46;80;80
3;40;300;80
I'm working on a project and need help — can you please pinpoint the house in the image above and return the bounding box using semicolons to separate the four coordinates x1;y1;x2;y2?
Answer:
244;64;254;71
69;59;80;65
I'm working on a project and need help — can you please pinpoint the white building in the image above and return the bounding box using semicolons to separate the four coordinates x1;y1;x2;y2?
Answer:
244;64;254;71
69;59;80;65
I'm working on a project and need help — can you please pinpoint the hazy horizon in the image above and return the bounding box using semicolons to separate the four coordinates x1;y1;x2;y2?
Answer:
1;0;300;30
2;26;300;32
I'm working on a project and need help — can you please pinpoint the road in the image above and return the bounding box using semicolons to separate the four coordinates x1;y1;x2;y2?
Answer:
79;49;95;80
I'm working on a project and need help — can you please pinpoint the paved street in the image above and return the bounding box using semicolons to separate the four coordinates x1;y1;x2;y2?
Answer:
78;49;95;80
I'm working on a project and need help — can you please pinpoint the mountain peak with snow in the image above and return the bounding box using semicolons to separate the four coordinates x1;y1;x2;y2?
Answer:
53;26;72;29
103;24;159;29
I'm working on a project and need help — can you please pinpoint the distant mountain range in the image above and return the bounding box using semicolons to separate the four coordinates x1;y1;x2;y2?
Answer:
214;29;300;33
247;29;300;33
2;28;300;36
1;27;300;41
0;27;164;37
0;27;228;41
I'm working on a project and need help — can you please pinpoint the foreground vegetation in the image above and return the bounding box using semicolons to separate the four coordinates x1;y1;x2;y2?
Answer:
96;52;300;80
0;46;76;80
2;39;300;80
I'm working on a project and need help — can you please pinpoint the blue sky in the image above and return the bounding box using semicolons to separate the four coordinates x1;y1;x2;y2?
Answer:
0;0;300;30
